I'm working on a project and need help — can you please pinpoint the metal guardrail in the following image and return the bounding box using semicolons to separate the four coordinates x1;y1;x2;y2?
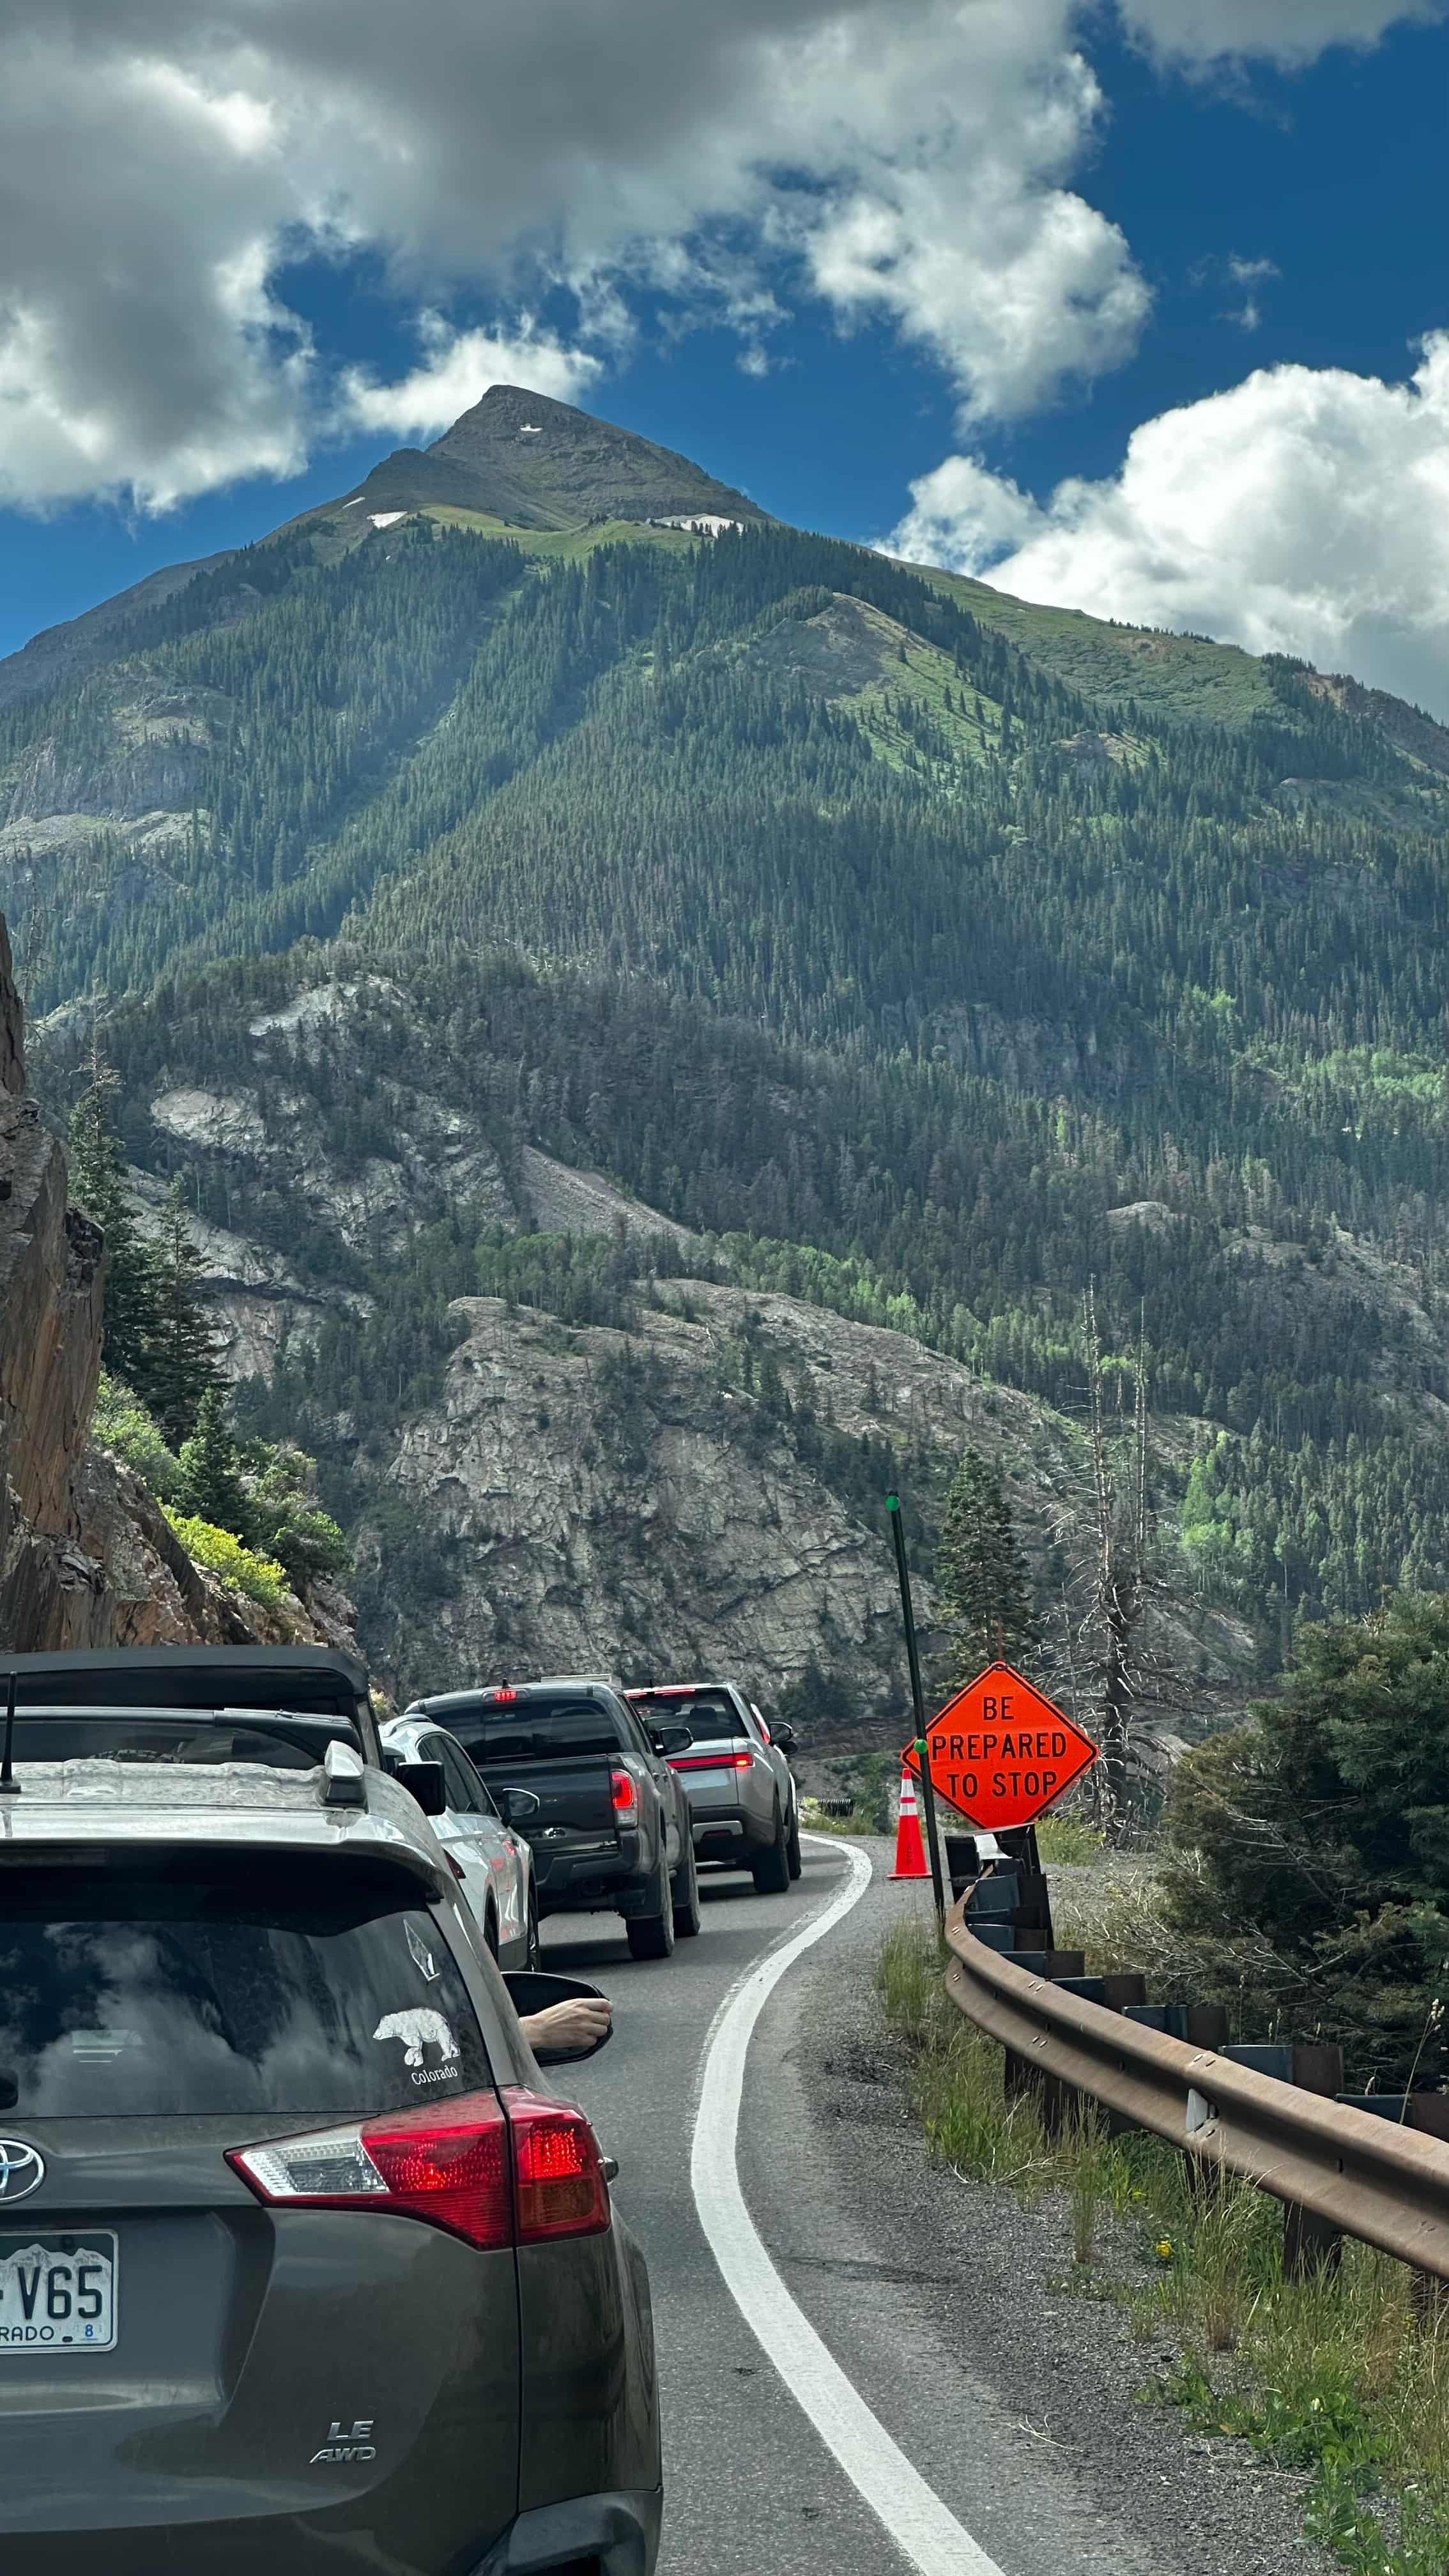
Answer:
943;1892;1449;2282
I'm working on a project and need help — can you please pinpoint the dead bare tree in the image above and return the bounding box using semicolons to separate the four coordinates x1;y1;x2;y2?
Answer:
1046;1289;1188;1840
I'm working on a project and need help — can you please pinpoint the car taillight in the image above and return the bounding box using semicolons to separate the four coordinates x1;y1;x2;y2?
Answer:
667;1750;751;1771
227;2093;512;2248
489;1686;519;1703
507;2092;611;2239
227;2089;610;2249
610;1767;637;1812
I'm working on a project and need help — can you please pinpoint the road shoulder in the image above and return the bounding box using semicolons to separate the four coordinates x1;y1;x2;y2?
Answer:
735;1837;1336;2576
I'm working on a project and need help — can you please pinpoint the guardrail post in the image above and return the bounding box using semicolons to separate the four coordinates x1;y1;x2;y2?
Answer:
1283;2043;1346;2276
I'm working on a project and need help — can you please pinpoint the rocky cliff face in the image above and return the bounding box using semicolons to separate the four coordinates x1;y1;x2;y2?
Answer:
0;918;358;1655
26;964;1252;1725
359;1281;1248;1722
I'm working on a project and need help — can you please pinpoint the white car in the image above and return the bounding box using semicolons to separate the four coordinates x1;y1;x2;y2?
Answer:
381;1712;540;1967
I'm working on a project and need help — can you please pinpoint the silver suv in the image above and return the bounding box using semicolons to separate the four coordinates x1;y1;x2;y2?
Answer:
0;1721;661;2574
625;1682;802;1894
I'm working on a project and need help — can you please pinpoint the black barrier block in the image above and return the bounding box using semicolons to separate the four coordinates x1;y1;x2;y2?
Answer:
1124;2005;1169;2032
1013;1949;1050;1976
969;1874;1019;1915
1226;2044;1294;2082
970;1921;1015;1952
1337;2092;1411;2122
1101;1972;1147;2012
1054;1975;1107;2004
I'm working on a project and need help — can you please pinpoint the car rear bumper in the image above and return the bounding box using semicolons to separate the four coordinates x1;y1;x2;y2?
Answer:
691;1804;771;1859
532;1836;659;1918
470;2486;662;2575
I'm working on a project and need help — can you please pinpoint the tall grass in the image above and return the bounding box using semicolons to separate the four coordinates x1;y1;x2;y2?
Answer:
877;1919;1449;2574
1034;1812;1107;1867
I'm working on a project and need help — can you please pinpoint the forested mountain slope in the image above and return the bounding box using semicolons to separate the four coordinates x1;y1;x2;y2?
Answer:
9;387;1449;1694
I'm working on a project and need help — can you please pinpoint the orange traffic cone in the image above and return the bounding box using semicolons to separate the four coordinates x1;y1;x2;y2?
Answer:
890;1764;929;1880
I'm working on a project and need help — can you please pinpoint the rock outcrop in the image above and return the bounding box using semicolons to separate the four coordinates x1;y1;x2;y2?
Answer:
361;1281;1248;1719
0;917;358;1654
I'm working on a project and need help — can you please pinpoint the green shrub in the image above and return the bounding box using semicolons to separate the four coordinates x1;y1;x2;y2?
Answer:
163;1512;289;1607
1036;1811;1107;1866
240;1445;350;1586
91;1373;185;1502
1165;1590;1449;2085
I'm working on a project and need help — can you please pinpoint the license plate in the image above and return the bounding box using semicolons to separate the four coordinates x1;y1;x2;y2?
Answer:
0;2232;117;2354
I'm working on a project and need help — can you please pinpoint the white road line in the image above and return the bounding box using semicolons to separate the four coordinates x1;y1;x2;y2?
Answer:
690;1836;1008;2576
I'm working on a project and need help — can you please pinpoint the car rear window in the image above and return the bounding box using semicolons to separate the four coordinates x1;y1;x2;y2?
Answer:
634;1690;747;1739
0;1859;491;2119
446;1698;627;1764
8;1715;360;1769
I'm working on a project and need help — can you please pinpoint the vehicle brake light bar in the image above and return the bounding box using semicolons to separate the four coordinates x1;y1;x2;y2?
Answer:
667;1751;751;1772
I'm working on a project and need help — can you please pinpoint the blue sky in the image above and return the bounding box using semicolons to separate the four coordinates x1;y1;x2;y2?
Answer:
3;2;1448;706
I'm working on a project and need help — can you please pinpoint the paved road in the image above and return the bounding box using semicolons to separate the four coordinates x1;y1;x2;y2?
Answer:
540;1839;1167;2576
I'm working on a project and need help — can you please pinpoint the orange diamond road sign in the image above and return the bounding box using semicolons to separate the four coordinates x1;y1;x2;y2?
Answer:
903;1662;1099;1832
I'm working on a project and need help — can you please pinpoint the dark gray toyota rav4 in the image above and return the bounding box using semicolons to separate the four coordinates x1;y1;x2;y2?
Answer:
0;1727;661;2575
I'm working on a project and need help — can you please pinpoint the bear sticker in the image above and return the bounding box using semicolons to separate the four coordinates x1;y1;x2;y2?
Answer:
373;2009;460;2073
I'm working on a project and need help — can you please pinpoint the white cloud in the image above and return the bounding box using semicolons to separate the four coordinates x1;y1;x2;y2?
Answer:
0;0;1436;514
885;337;1449;714
341;316;602;443
1119;0;1446;61
0;0;1151;509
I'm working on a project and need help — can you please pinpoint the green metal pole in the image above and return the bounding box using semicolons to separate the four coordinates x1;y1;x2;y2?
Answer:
887;1493;946;1928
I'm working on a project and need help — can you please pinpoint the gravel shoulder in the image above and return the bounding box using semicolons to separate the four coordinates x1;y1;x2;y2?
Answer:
739;1837;1336;2576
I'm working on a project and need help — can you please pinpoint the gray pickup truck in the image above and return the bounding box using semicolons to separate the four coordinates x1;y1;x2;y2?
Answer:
404;1677;702;1961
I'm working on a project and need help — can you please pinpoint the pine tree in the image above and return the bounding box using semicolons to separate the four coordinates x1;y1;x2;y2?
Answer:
66;1038;158;1390
935;1445;1036;1688
144;1183;224;1448
177;1389;249;1536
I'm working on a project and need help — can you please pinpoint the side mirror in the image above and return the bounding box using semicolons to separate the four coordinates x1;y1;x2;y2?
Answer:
772;1723;798;1751
392;1759;447;1818
495;1786;541;1825
650;1722;693;1756
501;1970;614;2063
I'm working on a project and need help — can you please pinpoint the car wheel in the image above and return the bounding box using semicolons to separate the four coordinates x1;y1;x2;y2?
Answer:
524;1890;541;1970
626;1853;677;1961
751;1802;792;1895
672;1836;702;1938
786;1805;802;1880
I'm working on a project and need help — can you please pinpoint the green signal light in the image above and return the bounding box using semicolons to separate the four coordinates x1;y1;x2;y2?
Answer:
885;1492;900;1510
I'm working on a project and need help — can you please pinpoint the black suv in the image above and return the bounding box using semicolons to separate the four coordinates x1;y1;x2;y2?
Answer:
407;1680;701;1959
0;1726;661;2573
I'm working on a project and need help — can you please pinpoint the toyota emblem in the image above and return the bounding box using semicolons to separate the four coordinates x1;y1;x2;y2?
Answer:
0;2142;45;2204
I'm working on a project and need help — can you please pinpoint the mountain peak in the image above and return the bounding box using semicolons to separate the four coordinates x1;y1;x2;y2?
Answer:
351;383;770;533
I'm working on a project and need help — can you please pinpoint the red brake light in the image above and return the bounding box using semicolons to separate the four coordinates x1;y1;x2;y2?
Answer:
668;1749;751;1771
227;2089;611;2248
227;2092;512;2249
610;1767;637;1812
507;2092;611;2239
489;1685;519;1704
